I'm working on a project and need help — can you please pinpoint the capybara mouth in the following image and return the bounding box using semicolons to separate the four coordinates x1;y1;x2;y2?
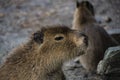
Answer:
78;51;85;56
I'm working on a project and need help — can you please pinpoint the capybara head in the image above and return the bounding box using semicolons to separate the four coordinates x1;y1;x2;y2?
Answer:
32;25;88;62
76;0;94;16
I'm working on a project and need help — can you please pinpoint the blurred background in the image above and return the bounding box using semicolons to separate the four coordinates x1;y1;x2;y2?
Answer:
0;0;120;79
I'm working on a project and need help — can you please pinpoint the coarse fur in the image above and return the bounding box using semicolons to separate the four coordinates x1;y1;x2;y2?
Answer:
72;1;119;73
0;25;88;80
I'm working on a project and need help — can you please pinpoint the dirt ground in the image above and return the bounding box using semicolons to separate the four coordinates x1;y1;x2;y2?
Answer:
0;0;119;80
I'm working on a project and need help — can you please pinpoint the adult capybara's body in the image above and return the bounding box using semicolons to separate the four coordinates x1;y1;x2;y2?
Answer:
0;25;88;80
72;1;119;73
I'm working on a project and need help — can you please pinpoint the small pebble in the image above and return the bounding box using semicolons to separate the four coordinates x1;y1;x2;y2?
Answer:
0;13;5;18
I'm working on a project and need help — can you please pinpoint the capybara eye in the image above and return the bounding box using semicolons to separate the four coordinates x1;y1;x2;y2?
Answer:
55;36;64;41
33;31;44;43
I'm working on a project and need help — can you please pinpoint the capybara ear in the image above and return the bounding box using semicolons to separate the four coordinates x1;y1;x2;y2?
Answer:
81;1;95;16
76;0;80;8
33;31;44;44
84;1;94;16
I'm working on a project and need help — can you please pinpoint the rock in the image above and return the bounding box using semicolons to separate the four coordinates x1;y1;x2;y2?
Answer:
107;29;120;44
97;46;120;80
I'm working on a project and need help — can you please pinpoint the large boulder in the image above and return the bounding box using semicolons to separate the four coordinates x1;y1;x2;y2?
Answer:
97;46;120;80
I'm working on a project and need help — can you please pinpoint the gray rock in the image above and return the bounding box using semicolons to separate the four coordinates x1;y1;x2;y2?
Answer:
107;29;120;44
97;46;120;79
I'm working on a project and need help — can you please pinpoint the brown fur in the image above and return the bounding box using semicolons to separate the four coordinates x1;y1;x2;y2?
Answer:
0;25;88;80
72;1;119;72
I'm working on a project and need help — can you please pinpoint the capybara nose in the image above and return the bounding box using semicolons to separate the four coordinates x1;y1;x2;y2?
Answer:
83;36;88;46
79;33;88;46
